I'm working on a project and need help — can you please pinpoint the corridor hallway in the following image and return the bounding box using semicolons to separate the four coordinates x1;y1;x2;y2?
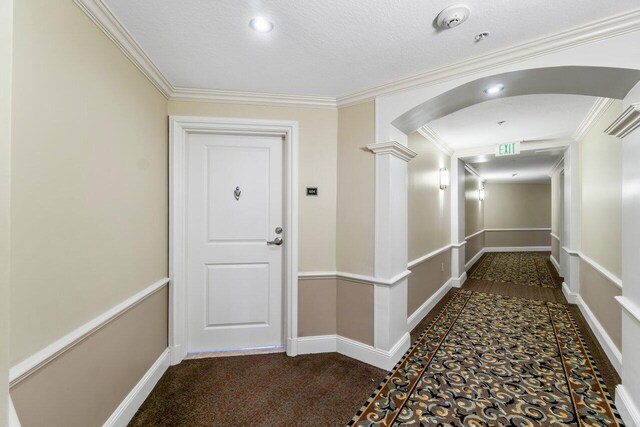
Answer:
350;251;623;426
130;252;623;426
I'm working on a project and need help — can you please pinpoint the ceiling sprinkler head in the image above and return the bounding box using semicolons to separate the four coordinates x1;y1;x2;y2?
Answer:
497;120;506;125
475;32;490;41
436;5;471;29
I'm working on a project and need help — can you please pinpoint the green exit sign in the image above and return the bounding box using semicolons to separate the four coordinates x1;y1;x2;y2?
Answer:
495;142;521;157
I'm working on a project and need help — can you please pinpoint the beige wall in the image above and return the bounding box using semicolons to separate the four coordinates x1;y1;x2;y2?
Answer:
1;0;12;423
464;171;484;237
11;0;169;365
580;261;622;350
298;279;337;337
336;102;375;275
484;230;551;247
408;250;451;316
407;132;451;261
168;101;338;272
465;233;484;265
577;99;623;354
336;279;374;345
580;100;623;278
11;287;168;427
484;183;551;229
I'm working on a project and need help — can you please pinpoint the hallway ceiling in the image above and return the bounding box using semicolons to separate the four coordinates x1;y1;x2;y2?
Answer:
102;0;639;97
467;152;563;183
427;94;596;150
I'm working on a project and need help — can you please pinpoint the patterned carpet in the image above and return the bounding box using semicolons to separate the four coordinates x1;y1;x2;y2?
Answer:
349;291;623;426
470;252;557;288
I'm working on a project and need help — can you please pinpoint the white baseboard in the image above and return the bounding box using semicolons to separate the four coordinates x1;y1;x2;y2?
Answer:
575;295;622;375
295;335;337;354
9;396;21;427
616;385;640;427
484;246;552;252
452;272;467;288
465;248;485;271
103;348;170;427
407;278;452;331
296;332;411;371
562;282;578;304
550;254;561;274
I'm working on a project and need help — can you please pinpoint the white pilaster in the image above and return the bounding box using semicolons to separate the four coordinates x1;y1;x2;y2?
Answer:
368;142;416;354
608;82;640;427
450;158;466;285
562;140;581;298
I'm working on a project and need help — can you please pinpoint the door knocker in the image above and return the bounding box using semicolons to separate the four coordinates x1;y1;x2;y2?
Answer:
234;186;241;200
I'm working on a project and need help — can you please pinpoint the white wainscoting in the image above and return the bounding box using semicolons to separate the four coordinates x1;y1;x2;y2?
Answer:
103;348;171;427
407;279;453;331
9;278;170;386
617;385;640;427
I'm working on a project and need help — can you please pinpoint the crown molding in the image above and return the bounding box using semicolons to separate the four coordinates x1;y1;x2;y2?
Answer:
75;0;640;110
169;86;337;108
417;126;454;156
366;141;417;161
463;164;485;182
547;155;565;177
336;9;640;107
572;97;616;141
605;103;640;138
73;0;173;97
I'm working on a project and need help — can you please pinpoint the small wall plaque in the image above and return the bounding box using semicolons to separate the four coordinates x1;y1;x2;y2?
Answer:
306;187;318;196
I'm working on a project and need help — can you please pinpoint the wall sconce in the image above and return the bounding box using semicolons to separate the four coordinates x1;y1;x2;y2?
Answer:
439;168;449;190
479;186;485;201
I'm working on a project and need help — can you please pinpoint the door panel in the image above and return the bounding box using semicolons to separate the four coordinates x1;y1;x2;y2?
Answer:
187;133;283;353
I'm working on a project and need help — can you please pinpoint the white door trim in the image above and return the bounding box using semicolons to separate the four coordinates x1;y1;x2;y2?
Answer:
169;116;299;364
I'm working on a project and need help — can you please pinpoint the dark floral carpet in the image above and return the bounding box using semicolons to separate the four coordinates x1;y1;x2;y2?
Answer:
349;291;623;426
470;252;557;288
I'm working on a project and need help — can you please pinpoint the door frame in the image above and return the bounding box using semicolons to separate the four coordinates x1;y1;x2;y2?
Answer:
168;116;299;365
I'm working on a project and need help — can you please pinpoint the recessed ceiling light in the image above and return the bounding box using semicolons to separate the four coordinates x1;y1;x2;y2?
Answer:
484;84;505;95
249;17;274;33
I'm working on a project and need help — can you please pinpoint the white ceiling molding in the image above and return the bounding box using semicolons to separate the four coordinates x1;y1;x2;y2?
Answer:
72;0;337;108
417;126;454;156
75;0;640;110
336;9;640;107
366;142;418;162
547;155;565;177
170;87;337;109
463;164;485;182
73;0;173;97
572;97;616;141
605;103;640;138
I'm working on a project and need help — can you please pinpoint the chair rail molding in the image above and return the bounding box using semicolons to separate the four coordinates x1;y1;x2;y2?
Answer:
9;277;170;386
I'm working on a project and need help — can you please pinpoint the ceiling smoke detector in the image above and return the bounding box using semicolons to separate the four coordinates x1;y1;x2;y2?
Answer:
436;5;471;29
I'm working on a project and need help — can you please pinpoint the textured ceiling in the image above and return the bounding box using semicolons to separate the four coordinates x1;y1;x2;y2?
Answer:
427;94;596;150
103;0;639;96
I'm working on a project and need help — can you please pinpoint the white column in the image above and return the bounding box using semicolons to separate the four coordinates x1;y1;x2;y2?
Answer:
606;83;640;426
561;140;581;303
367;142;416;369
450;157;466;286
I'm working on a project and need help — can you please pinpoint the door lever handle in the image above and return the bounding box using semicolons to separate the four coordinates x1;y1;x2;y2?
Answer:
267;237;283;246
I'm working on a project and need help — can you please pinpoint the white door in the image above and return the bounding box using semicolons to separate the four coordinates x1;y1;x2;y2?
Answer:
186;132;284;353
